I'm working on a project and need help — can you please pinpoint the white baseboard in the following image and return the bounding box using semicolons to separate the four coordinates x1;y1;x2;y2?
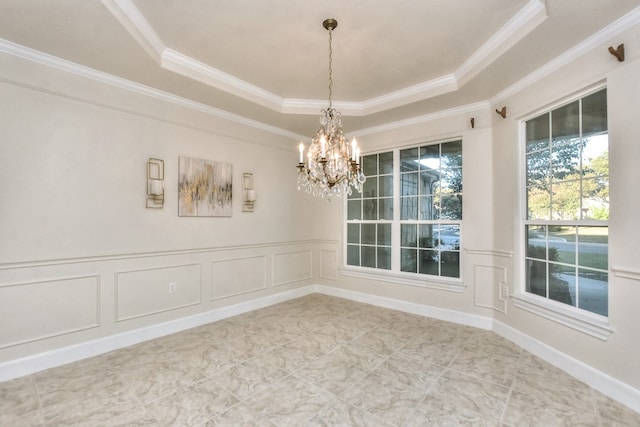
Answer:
0;286;315;382
1;283;638;414
492;320;640;414
315;285;493;330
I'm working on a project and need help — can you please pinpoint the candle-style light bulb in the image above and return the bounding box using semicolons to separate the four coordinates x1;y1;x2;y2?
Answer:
351;137;357;161
298;142;304;163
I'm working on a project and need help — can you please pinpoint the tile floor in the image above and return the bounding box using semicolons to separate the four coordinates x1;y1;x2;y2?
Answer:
2;294;639;426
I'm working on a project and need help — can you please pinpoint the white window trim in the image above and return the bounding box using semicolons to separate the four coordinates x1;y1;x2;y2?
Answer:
515;83;612;340
343;141;464;288
512;293;612;340
339;265;466;293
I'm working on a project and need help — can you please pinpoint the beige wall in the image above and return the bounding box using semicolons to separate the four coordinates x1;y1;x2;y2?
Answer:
491;27;640;391
337;23;640;393
1;20;639;399
0;53;336;362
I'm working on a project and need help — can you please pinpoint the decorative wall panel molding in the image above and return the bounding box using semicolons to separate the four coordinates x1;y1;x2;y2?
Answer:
0;240;323;365
0;275;100;349
464;247;514;258
473;264;508;314
272;250;312;287
611;266;640;282
319;250;337;280
115;263;201;322
0;240;323;270
210;256;267;300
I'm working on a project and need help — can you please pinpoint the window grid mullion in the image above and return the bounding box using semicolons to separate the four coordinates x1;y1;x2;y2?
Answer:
523;88;608;317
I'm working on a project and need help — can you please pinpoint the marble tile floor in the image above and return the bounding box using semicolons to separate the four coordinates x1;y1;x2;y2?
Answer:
2;294;639;426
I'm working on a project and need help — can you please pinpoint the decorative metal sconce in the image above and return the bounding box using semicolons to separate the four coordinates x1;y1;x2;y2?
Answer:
242;173;256;212
495;106;507;118
146;158;164;208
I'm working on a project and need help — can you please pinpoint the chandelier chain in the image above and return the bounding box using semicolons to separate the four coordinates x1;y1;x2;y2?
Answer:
327;27;333;109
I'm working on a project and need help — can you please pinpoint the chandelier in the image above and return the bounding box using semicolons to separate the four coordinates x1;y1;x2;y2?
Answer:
296;18;365;200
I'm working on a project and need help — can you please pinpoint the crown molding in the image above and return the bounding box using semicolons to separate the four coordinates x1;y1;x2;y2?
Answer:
4;3;638;141
102;0;547;116
354;101;491;137
281;99;363;116
454;0;547;86
0;38;305;141
361;74;459;116
491;4;640;106
100;0;164;62
161;48;284;111
0;37;485;139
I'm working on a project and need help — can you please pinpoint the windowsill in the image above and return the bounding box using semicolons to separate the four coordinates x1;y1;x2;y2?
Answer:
339;266;466;293
512;293;613;341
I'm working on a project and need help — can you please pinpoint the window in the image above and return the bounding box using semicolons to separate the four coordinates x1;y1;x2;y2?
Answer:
523;88;608;316
346;140;462;280
347;152;393;270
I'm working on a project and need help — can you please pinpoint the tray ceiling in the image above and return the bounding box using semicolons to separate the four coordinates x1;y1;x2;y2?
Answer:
0;0;638;137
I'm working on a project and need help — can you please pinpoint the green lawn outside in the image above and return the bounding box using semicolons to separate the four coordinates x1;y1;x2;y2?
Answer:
555;251;607;270
550;226;608;244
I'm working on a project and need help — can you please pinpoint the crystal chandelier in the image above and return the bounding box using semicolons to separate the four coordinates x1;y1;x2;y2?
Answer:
296;19;365;200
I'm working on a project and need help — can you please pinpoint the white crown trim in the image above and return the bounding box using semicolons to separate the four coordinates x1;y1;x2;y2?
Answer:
0;38;305;141
454;0;547;86
100;0;165;61
103;0;547;115
4;3;638;140
281;99;364;116
161;48;284;111
354;101;491;137
491;4;640;105
361;74;459;115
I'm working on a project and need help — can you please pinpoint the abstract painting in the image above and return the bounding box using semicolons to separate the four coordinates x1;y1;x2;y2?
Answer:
178;156;232;217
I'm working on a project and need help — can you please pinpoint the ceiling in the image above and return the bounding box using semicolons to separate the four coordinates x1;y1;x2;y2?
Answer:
0;0;638;139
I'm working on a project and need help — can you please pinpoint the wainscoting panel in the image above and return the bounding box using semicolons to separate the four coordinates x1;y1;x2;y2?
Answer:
0;240;326;364
115;263;201;322
320;249;337;280
473;264;508;314
0;275;100;349
210;256;267;300
272;250;312;287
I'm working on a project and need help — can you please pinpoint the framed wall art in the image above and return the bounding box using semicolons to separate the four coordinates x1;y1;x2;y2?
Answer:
178;156;232;217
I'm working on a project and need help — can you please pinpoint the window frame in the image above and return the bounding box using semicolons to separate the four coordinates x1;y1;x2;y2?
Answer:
342;139;465;293
515;83;612;340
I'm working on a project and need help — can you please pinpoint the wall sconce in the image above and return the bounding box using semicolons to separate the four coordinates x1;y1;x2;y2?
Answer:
146;158;164;209
243;173;256;212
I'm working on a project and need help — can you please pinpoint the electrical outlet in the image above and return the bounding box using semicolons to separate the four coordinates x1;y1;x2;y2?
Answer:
169;282;177;294
501;283;509;298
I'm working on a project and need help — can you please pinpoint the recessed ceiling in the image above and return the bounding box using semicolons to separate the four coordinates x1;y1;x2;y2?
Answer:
0;0;638;138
